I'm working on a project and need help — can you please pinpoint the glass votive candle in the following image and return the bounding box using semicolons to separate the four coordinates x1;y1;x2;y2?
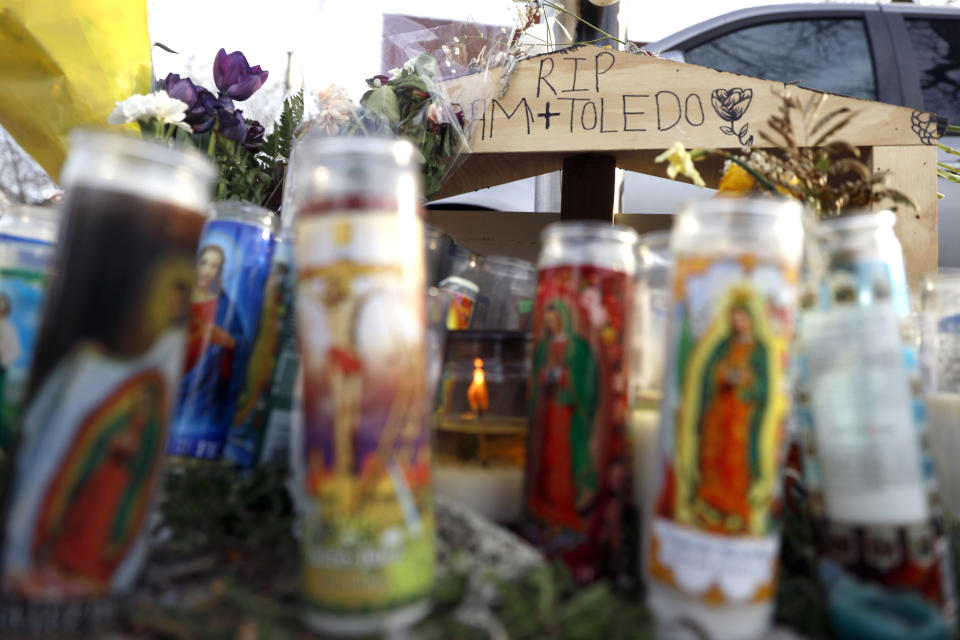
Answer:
432;329;530;523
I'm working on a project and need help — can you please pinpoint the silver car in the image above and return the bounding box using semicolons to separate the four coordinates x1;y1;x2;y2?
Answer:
642;2;960;266
436;3;960;266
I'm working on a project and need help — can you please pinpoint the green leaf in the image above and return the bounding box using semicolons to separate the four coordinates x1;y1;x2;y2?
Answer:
938;142;960;158
413;52;441;80
262;88;304;162
153;41;179;54
364;85;401;122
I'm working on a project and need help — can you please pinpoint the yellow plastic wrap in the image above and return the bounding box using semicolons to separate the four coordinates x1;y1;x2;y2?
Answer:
0;0;152;178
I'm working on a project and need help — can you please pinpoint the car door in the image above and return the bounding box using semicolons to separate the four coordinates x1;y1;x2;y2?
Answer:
887;8;960;267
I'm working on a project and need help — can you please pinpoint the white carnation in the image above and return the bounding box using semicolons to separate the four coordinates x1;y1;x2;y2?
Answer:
108;90;189;127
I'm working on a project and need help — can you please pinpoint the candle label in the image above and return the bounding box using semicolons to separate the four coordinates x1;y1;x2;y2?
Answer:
797;255;955;619
924;313;960;393
295;210;433;615
0;260;52;454
523;264;636;585
167;218;276;461
649;255;796;605
439;276;477;330
225;237;299;468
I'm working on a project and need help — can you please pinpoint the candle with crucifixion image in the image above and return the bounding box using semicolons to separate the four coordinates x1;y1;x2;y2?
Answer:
290;137;433;637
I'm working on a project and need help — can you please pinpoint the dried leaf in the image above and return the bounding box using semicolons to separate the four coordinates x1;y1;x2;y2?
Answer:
829;158;872;181
811;111;859;147
809;107;851;141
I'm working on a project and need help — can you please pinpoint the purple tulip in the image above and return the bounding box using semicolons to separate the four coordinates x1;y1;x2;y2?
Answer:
219;108;248;142
162;73;198;107
186;88;220;133
243;120;265;152
213;48;268;101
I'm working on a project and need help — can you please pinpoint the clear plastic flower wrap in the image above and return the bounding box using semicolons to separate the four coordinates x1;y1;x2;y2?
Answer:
338;20;516;198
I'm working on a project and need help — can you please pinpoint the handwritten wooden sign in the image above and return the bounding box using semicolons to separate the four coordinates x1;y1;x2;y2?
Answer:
437;45;942;284
445;46;942;153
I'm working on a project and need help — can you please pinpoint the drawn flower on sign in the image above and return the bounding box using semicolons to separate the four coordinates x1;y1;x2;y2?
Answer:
911;110;943;146
711;87;754;147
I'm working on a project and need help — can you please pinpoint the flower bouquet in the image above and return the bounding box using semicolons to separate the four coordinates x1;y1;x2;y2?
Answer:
301;20;515;198
109;48;301;211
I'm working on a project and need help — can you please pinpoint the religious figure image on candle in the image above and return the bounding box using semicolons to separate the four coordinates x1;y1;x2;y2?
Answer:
168;225;274;461
527;300;599;531
17;376;164;597
178;245;244;418
657;287;780;536
0;275;48;452
296;255;434;611
298;261;430;498
691;300;769;533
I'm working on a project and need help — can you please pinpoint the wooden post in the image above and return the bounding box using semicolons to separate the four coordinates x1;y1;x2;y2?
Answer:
560;154;616;221
871;145;939;284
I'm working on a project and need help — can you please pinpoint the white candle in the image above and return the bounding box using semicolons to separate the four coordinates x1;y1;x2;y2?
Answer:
629;406;661;574
434;463;525;524
926;392;960;516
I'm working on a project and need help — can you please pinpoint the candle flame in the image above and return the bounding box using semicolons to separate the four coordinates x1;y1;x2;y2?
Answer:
467;357;489;414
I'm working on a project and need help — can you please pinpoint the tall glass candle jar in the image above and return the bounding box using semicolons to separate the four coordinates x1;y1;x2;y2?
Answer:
799;211;955;622
628;230;670;576
0;131;213;635
0;204;61;455
288;136;433;636
920;271;960;516
168;201;278;462
647;198;804;640
522;221;639;586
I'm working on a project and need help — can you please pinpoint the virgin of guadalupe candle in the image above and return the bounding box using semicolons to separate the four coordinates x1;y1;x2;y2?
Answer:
647;198;804;640
167;201;278;461
289;136;433;636
522;221;639;586
0;131;213;634
799;211;955;621
0;204;60;454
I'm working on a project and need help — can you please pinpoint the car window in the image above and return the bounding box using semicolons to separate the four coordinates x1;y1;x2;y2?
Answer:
903;18;960;123
684;19;877;101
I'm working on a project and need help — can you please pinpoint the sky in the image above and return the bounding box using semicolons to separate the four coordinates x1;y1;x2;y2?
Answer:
143;0;830;123
144;0;960;124
4;0;959;202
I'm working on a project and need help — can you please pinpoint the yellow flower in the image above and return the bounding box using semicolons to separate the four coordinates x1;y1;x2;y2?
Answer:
655;142;705;187
716;163;755;196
